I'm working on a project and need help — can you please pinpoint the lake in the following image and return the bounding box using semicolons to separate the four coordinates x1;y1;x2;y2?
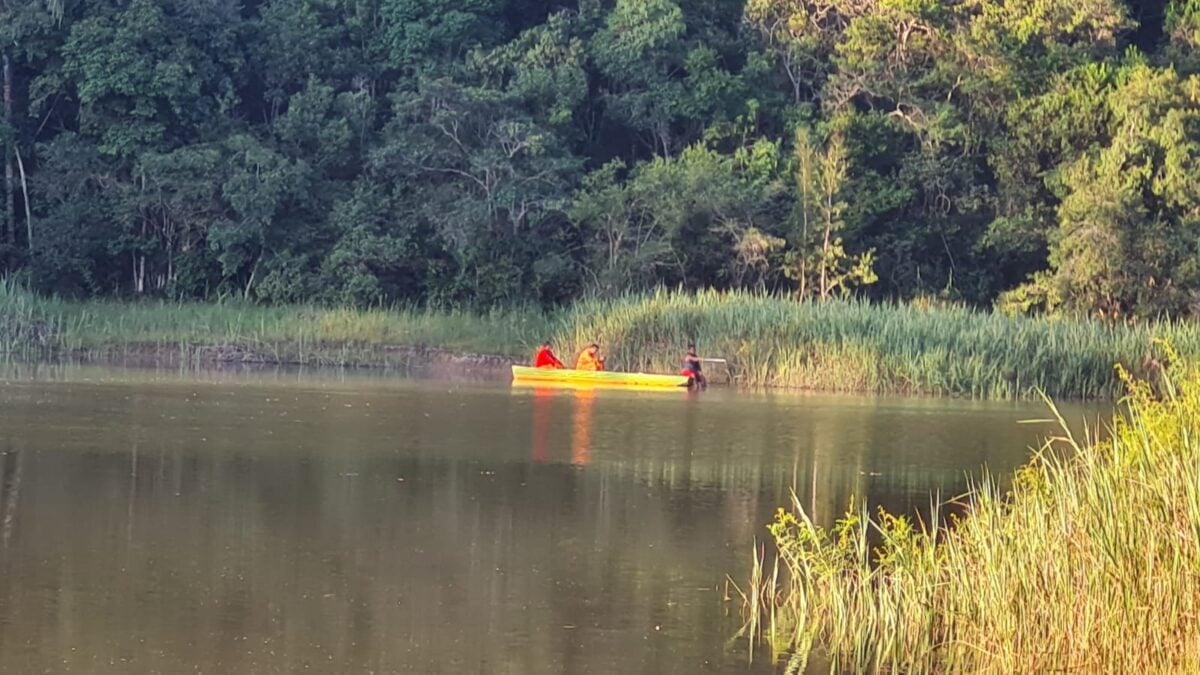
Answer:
0;363;1102;673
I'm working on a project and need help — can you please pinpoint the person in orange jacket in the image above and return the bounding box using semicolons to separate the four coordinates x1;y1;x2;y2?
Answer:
533;340;565;369
575;343;605;371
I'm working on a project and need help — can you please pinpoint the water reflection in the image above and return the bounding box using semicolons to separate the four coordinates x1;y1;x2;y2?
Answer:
572;390;594;466
531;388;554;463
0;444;22;553
0;366;1103;674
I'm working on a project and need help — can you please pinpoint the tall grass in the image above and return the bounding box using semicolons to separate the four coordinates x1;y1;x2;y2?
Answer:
4;281;1199;397
739;343;1200;672
0;278;550;364
555;289;1200;399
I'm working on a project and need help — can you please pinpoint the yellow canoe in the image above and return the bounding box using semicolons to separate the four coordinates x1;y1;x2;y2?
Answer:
511;365;692;388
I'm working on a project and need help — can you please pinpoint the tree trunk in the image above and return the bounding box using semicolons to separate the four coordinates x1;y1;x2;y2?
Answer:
799;208;810;300
820;223;832;301
3;51;14;257
243;255;260;300
15;145;31;256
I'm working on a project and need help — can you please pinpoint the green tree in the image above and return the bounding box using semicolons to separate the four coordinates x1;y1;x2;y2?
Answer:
984;63;1117;289
380;0;507;72
28;132;117;294
743;0;845;106
1165;0;1200;74
572;140;786;292
375;78;582;305
61;0;242;157
785;126;876;300
2;0;68;265
319;180;427;304
2;0;1199;317
251;0;373;116
570;160;674;294
591;0;687;157
1003;63;1200;319
468;10;590;135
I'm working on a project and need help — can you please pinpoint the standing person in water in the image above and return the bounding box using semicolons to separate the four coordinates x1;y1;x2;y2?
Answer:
682;344;706;387
575;343;606;371
533;340;565;369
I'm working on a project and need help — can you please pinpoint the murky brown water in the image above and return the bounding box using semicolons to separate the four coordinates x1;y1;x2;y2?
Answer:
0;363;1102;673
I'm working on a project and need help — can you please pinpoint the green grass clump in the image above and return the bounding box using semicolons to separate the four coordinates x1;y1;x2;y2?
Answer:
5;281;1200;398
0;279;66;353
739;343;1200;673
0;278;550;364
554;288;1200;399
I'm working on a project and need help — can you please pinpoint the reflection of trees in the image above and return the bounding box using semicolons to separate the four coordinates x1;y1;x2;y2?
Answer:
0;449;768;672
0;384;776;672
0;376;1101;673
531;388;553;463
1;443;22;552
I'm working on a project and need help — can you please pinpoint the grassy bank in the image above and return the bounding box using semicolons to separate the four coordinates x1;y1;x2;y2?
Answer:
0;280;549;366
4;280;1199;398
740;349;1200;672
558;290;1200;399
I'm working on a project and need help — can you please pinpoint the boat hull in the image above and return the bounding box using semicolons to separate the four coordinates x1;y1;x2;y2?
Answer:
511;365;691;388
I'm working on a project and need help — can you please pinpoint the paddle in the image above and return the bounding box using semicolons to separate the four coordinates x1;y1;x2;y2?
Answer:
700;357;730;384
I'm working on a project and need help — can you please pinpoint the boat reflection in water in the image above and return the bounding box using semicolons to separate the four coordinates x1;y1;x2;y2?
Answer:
519;379;696;466
526;385;596;466
572;388;594;466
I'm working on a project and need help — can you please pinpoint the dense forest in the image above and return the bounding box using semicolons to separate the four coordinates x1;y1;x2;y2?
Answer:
1;0;1198;316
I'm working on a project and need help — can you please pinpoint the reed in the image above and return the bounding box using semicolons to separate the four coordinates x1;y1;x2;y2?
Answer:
0;278;549;364
740;343;1200;672
4;281;1198;398
554;288;1198;399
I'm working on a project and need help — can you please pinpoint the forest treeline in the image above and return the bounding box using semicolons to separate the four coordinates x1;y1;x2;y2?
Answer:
2;0;1199;317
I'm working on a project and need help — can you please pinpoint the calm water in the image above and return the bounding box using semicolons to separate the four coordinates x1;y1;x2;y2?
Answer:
0;363;1102;674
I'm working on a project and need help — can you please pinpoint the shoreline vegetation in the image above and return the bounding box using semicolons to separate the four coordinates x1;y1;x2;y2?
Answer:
739;349;1200;672
4;280;1198;399
7;279;1200;398
0;279;538;372
4;279;1195;398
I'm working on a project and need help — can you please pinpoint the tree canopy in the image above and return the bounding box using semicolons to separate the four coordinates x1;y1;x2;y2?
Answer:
1;0;1196;318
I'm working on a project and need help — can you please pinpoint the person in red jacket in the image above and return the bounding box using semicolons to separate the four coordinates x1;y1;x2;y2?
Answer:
534;341;565;369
